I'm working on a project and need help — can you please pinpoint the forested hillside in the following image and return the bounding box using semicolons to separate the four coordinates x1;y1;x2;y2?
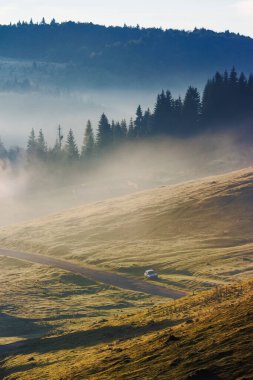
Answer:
0;21;252;90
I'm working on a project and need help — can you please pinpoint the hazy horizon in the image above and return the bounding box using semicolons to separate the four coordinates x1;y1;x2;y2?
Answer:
0;0;253;37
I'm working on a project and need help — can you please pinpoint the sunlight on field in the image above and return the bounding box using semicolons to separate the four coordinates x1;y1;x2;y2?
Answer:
1;278;252;380
0;257;163;352
0;168;253;379
0;167;252;292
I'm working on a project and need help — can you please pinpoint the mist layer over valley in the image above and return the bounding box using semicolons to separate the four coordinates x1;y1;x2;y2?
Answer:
0;89;161;147
1;63;252;227
0;132;252;227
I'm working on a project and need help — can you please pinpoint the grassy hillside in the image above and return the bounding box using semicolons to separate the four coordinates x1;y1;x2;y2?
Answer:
0;168;252;379
1;279;252;380
0;167;252;292
0;256;162;346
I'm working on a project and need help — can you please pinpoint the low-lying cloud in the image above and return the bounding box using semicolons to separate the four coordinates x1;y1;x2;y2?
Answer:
0;130;252;227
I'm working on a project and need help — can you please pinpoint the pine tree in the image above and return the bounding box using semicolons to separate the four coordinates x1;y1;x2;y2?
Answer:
112;120;127;145
120;119;128;138
81;120;95;160
112;121;123;144
164;90;173;132
228;67;239;121
134;105;144;137
152;92;165;134
111;120;116;141
229;67;238;87
152;91;173;134
142;109;152;136
128;118;136;139
27;128;37;157
213;72;225;122
37;129;47;160
49;127;64;163
171;97;183;134
65;129;79;161
182;87;201;134
96;113;112;152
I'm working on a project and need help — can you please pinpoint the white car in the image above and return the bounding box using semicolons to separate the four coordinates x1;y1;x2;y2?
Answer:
144;269;158;280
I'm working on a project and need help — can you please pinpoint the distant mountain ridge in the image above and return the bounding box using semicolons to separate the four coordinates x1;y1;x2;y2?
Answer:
0;21;252;90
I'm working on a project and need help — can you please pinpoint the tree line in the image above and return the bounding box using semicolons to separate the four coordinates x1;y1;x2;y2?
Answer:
0;20;252;90
1;68;252;167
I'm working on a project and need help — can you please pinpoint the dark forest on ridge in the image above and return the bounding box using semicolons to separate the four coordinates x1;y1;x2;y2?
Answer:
0;20;252;90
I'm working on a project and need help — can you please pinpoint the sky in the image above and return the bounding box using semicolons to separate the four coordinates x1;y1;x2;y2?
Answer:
0;0;252;37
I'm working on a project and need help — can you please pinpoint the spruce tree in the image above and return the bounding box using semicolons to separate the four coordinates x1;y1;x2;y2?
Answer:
134;105;144;137
152;91;173;134
182;87;201;134
128;118;136;139
164;90;173;133
142;109;152;136
27;128;37;157
81;120;95;160
228;67;239;120
37;129;47;160
229;67;238;87
96;113;112;152
112;121;123;144
112;120;127;145
49;127;64;163
152;92;165;134
171;97;183;134
120;119;128;139
65;129;79;161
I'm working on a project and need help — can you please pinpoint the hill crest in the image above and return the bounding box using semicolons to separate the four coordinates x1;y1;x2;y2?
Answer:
0;23;252;89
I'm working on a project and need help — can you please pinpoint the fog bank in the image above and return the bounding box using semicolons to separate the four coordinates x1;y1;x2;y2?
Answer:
0;132;252;227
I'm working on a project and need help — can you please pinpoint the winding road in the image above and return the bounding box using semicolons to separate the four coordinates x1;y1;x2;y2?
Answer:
0;248;186;299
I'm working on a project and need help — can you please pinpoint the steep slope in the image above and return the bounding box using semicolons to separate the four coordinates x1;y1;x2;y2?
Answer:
1;280;253;380
0;167;252;291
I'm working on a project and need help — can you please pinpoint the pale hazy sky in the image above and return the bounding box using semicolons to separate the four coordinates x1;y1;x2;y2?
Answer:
0;0;253;37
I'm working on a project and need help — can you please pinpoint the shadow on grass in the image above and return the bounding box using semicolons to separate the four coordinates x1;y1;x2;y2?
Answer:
0;313;51;339
11;318;181;357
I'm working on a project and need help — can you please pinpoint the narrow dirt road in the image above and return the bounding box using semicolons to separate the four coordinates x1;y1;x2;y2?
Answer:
0;248;186;299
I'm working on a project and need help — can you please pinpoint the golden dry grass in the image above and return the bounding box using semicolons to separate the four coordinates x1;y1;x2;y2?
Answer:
0;167;252;291
1;280;252;380
0;167;253;379
0;257;163;348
